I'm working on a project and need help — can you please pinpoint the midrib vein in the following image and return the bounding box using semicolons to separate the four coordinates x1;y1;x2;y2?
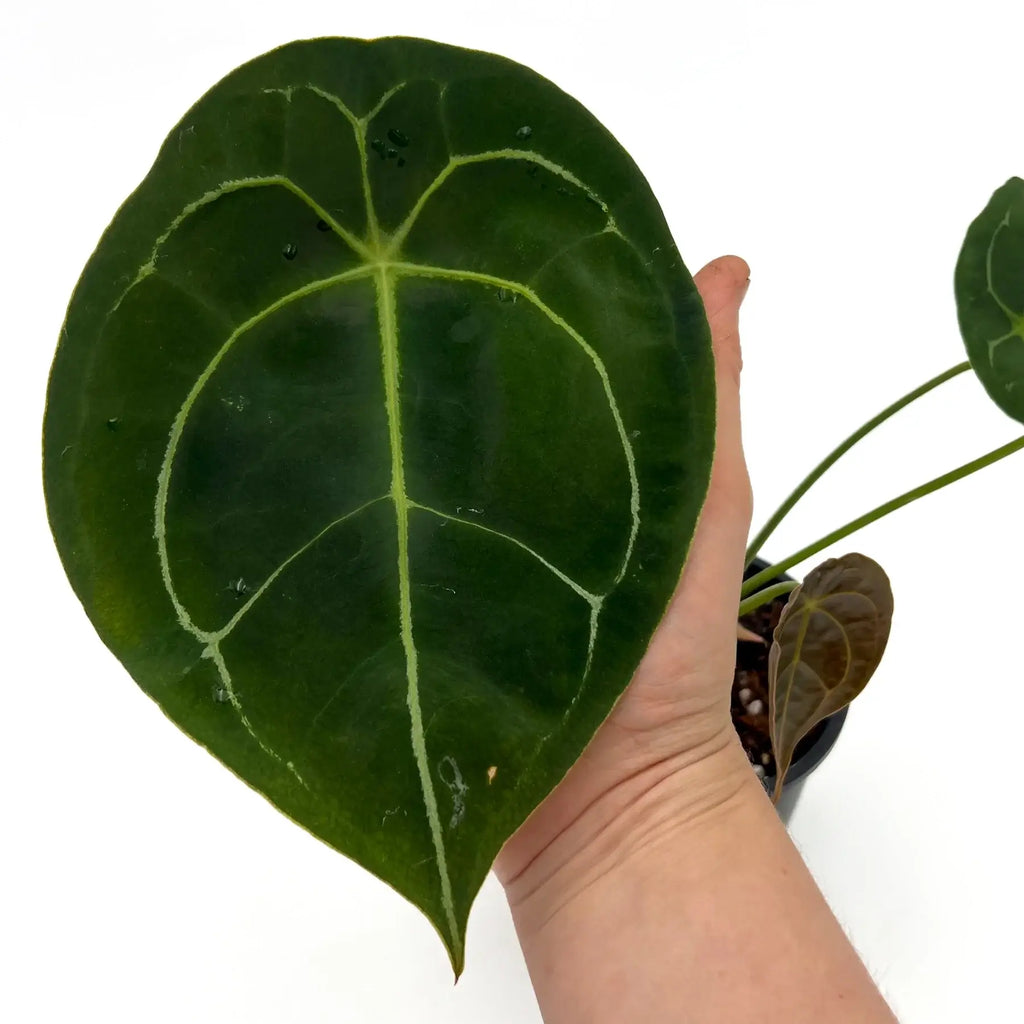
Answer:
984;211;1024;360
374;263;459;948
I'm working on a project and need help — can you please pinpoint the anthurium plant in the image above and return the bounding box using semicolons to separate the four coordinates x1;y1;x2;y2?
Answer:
42;36;1023;972
739;172;1023;799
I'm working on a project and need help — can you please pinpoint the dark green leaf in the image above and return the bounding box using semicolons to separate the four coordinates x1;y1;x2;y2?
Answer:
767;553;893;803
955;176;1024;424
42;37;714;973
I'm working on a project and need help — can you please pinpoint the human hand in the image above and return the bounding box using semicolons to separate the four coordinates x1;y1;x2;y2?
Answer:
495;254;754;889
494;261;898;1024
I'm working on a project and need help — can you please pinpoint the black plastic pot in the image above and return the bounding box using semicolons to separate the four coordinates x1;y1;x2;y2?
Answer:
740;560;848;825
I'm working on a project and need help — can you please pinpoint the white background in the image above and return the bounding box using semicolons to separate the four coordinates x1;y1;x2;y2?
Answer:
3;1;1021;1021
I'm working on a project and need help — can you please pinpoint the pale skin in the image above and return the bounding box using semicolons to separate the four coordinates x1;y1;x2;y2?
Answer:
494;256;899;1023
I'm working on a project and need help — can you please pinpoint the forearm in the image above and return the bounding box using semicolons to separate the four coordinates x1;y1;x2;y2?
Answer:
501;740;897;1024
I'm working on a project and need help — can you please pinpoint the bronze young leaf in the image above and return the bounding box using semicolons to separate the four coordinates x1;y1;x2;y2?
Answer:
767;553;893;803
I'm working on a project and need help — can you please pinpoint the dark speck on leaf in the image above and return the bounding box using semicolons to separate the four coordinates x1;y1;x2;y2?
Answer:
386;148;398;159
316;218;331;232
387;128;410;147
370;138;387;159
397;157;406;168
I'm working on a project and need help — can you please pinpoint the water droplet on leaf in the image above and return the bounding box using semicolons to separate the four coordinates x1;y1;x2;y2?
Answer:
282;243;297;260
497;287;516;303
370;138;387;159
316;218;330;232
106;417;120;431
386;147;398;159
387;128;410;147
515;125;533;139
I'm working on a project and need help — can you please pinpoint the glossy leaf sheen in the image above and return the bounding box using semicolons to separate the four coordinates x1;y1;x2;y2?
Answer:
42;37;714;971
768;553;893;803
956;176;1024;424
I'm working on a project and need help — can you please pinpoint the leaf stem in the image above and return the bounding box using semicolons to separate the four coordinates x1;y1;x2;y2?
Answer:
744;361;971;567
737;581;799;617
741;432;1024;597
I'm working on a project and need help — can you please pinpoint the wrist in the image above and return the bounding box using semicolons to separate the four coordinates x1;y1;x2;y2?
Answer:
498;734;899;1024
499;730;758;922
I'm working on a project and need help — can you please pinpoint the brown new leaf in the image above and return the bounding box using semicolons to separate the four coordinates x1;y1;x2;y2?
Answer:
767;553;893;803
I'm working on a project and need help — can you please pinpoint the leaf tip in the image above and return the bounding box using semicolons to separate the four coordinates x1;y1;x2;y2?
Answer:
770;763;786;806
447;943;466;984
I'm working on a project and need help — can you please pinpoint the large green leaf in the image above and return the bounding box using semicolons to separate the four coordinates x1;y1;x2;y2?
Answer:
42;37;714;972
768;553;893;803
956;176;1024;424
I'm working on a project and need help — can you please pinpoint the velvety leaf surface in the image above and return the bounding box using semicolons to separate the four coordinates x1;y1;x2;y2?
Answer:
768;553;893;802
42;37;714;972
956;176;1024;424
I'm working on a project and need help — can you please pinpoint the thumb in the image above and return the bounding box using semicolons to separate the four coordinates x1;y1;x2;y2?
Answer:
694;254;752;535
660;256;753;632
698;254;750;389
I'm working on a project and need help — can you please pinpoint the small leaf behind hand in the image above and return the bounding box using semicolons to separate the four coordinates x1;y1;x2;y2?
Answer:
767;553;893;803
955;176;1024;424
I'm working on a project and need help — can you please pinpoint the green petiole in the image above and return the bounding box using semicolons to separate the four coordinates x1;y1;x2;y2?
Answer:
737;580;799;618
741;432;1024;598
744;361;972;568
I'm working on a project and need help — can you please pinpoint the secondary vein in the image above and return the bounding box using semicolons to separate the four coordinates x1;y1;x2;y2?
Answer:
154;264;376;643
393;261;640;584
409;501;600;606
387;149;621;256
112;175;373;317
